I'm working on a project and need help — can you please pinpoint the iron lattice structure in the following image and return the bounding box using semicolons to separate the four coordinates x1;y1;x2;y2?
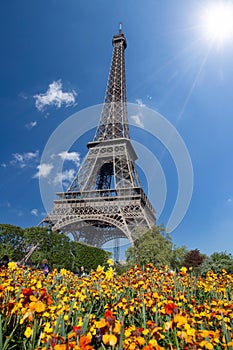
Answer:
43;26;156;247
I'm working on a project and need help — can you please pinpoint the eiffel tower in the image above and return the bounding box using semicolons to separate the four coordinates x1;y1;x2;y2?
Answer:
43;25;156;248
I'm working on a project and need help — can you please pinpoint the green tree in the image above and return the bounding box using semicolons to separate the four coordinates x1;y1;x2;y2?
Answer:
170;245;188;271
23;226;51;266
23;226;111;271
70;241;111;272
126;225;173;267
200;251;233;275
0;224;25;261
24;227;76;269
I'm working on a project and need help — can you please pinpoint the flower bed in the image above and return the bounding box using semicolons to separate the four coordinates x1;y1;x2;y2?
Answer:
1;263;233;349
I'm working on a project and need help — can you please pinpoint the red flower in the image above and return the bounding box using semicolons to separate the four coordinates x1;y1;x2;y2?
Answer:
22;288;33;297
104;310;116;325
165;302;176;315
73;325;82;336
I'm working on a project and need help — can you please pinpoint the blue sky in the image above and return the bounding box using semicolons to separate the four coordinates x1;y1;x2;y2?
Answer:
1;0;233;257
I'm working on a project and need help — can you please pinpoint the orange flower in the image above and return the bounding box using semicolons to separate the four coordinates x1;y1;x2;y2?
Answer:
68;332;76;339
54;345;67;350
136;336;146;346
96;319;107;328
173;314;187;328
79;335;93;350
29;300;46;313
102;334;118;346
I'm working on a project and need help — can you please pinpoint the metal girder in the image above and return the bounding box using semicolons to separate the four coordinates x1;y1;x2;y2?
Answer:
94;31;129;141
43;27;156;249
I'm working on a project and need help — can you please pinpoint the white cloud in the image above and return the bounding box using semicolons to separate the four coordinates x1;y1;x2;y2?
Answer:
136;98;146;108
1;163;7;168
53;169;76;185
10;150;39;168
19;92;28;100
58;151;80;166
34;163;53;178
25;121;37;129
34;80;77;111
31;209;38;216
130;114;144;128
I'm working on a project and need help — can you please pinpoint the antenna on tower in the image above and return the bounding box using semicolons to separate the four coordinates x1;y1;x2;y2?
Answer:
119;22;123;33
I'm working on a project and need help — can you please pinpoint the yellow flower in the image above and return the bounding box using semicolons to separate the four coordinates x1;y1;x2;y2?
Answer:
96;265;105;273
24;326;32;338
199;340;213;349
164;321;173;331
180;266;187;273
107;258;114;266
8;261;17;270
109;334;118;346
29;300;46;313
44;322;53;334
137;336;145;346
125;328;132;337
149;339;158;346
173;314;187;327
105;267;114;280
36;280;42;289
113;320;121;334
60;268;67;276
103;334;117;346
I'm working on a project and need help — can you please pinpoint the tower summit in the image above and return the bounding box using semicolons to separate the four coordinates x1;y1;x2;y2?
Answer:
94;23;128;141
43;27;156;247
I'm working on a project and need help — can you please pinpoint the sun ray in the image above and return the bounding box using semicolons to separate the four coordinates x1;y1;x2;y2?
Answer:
176;42;213;124
201;1;233;43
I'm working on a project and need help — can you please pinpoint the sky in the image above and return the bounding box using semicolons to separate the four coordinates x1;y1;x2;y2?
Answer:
1;0;233;257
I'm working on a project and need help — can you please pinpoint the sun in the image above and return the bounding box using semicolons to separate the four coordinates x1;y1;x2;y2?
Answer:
202;1;233;43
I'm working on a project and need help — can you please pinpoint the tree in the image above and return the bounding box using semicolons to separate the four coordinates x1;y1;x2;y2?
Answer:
183;249;205;274
0;224;25;261
23;226;56;266
23;226;111;271
170;245;188;271
200;251;233;275
70;241;111;272
126;225;173;267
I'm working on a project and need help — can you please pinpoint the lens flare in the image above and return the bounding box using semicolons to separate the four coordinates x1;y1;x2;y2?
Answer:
202;2;233;43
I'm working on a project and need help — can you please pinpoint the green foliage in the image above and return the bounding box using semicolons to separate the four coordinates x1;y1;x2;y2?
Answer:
0;224;25;261
200;251;233;274
4;223;233;278
170;245;188;271
70;241;111;272
0;224;111;272
126;225;174;267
